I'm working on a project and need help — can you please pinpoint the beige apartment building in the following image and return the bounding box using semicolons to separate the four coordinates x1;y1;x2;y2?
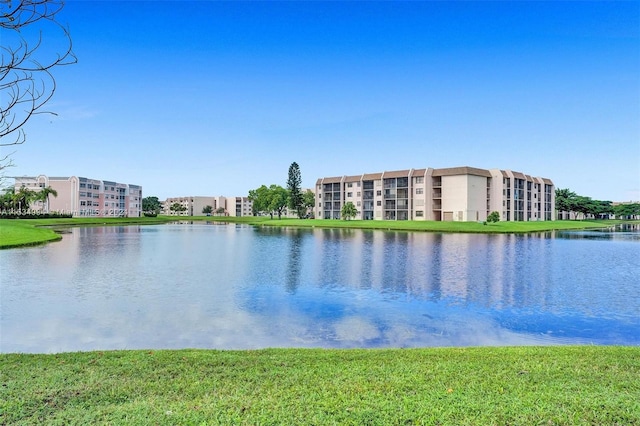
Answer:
162;196;253;217
14;175;142;217
315;166;554;222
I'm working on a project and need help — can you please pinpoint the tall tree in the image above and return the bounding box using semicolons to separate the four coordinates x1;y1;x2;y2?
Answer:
287;162;304;218
1;0;77;149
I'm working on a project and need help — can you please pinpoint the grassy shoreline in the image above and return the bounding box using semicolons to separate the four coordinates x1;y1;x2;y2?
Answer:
1;346;638;424
1;216;636;249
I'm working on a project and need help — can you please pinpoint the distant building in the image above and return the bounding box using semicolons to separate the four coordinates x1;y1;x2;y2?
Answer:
226;196;254;217
162;196;253;217
13;175;142;217
315;166;555;222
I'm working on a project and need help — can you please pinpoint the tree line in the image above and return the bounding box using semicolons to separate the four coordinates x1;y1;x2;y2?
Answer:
556;188;640;220
0;186;57;211
249;162;315;219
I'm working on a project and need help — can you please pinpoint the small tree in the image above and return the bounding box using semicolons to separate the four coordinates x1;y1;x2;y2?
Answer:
169;202;187;215
202;205;213;215
487;211;500;223
302;189;315;218
215;207;225;216
287;162;304;218
341;202;357;220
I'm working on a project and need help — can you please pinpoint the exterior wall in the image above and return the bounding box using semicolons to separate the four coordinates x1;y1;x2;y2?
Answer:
410;169;429;220
440;174;488;222
48;177;79;213
191;197;215;216
441;175;469;222
467;174;489;222
315;166;554;222
163;196;214;216
13;175;140;217
227;197;253;217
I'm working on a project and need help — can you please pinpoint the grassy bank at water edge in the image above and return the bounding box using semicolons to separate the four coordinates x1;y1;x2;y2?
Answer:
0;216;176;248
1;346;638;424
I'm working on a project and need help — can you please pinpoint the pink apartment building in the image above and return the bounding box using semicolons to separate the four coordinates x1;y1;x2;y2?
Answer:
13;175;142;217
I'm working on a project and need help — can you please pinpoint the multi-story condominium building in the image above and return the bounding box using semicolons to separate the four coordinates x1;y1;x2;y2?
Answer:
227;196;254;217
162;196;220;216
13;175;142;217
315;166;554;222
162;196;253;217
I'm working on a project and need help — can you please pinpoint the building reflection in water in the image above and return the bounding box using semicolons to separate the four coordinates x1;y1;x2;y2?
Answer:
2;223;638;353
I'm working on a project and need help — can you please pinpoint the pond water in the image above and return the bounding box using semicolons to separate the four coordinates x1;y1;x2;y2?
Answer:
1;223;639;353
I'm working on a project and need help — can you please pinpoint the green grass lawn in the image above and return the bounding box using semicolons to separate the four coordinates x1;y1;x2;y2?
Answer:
1;347;638;425
0;220;62;248
1;216;636;248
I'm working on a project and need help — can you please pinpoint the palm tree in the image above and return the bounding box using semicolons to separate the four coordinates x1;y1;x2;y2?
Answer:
340;202;358;220
38;186;58;213
13;186;37;212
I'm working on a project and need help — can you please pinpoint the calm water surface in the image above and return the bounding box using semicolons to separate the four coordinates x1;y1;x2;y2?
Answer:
1;223;639;353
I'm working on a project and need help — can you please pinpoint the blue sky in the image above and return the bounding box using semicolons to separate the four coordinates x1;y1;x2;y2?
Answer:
5;1;639;201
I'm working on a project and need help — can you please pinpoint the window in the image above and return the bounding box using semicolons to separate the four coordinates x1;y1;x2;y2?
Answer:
416;211;424;217
415;188;423;195
347;183;352;188
376;200;382;206
347;192;352;197
357;192;361;197
415;176;424;184
357;201;361;207
376;190;381;196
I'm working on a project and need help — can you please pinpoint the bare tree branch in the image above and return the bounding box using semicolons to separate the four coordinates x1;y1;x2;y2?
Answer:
0;0;77;148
